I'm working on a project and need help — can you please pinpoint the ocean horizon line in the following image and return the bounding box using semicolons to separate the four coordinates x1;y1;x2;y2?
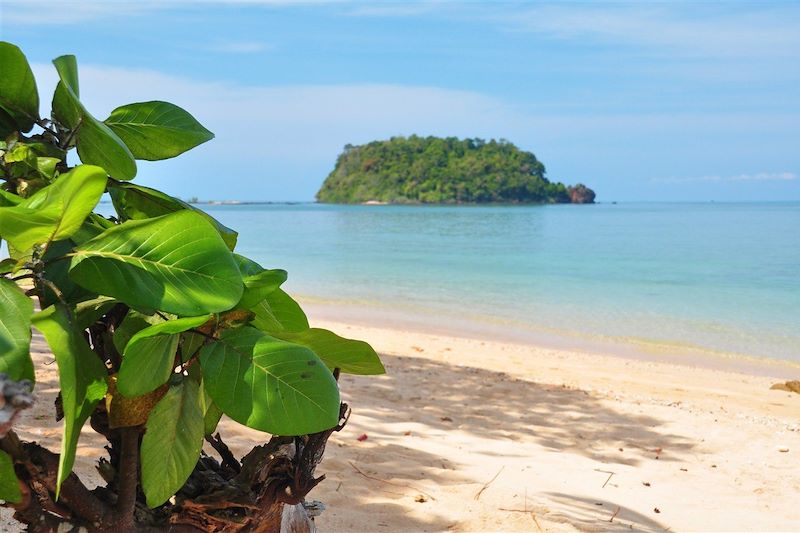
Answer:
97;199;800;206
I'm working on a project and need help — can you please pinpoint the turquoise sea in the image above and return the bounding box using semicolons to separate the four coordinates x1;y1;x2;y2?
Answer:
200;202;799;365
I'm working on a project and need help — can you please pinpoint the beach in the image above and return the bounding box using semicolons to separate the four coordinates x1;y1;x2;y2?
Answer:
4;319;799;532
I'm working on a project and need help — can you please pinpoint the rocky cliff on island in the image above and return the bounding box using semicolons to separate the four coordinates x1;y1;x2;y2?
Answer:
316;136;595;204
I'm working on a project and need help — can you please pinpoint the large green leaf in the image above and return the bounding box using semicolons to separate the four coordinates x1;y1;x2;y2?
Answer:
118;315;210;397
51;55;80;129
41;239;97;307
273;328;385;375
200;327;339;435
0;278;34;382
0;42;39;132
0;165;107;252
0;189;22;206
69;211;244;316
249;289;309;333
32;305;108;497
108;182;237;250
0;106;17;137
105;101;214;161
140;379;204;508
0;450;21;504
53;55;136;180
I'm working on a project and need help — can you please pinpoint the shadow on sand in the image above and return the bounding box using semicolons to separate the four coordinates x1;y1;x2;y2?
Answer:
312;353;694;531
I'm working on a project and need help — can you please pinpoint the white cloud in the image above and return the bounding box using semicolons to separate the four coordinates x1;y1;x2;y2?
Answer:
28;61;521;196
31;62;511;154
204;40;272;54
654;172;798;184
28;61;800;199
1;0;350;26
0;0;164;25
497;4;800;58
347;1;445;18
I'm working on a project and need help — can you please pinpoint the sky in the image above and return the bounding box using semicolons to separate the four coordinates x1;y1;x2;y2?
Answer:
1;0;799;202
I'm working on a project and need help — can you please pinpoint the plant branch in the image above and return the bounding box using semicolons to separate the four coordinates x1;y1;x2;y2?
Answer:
113;427;140;529
59;117;82;150
34;119;60;139
1;431;111;527
206;433;241;474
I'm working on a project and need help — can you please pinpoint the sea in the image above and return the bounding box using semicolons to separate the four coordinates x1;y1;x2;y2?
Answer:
198;202;800;367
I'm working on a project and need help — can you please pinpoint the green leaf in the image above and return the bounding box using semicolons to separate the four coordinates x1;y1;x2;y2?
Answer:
76;118;137;181
199;385;223;436
233;255;287;309
0;189;22;206
109;182;237;250
41;239;97;307
51;55;80;129
112;311;162;356
0;165;107;252
69;210;244;316
36;157;60;181
140;379;204;508
0;278;34;382
180;331;206;362
74;296;116;330
119;315;210;397
203;399;223;436
250;289;309;333
0;450;21;504
0;42;39;132
0;258;21;275
52;55;136;180
32;304;108;498
200;327;339;435
71;213;115;245
273;328;385;375
239;269;287;309
105;101;214;161
0;106;17;137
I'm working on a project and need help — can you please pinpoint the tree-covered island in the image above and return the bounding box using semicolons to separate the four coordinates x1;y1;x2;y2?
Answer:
316;136;595;204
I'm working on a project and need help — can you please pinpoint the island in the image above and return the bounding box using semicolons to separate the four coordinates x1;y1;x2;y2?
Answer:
316;136;595;204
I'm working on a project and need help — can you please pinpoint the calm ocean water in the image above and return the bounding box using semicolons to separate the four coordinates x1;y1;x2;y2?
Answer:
198;202;799;364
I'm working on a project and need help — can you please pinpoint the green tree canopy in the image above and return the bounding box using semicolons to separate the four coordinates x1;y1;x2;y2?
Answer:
316;135;594;204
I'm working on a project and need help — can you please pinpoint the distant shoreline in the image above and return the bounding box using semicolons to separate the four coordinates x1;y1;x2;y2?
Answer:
298;295;800;380
97;199;800;206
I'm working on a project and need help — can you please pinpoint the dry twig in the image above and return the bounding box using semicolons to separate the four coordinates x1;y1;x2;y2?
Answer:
474;466;504;501
348;461;436;501
594;468;616;488
531;512;543;532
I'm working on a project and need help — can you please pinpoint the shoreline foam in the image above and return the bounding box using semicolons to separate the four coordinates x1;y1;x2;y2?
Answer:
301;298;800;380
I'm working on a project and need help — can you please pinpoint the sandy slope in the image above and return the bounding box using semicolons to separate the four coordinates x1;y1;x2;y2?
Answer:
3;322;799;532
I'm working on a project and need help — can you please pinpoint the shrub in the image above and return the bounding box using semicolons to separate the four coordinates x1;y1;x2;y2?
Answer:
0;42;384;531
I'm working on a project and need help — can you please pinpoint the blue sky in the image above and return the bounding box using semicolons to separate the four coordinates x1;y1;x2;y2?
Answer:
1;1;799;201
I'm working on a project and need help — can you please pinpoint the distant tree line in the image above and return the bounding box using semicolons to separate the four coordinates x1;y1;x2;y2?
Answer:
316;135;594;204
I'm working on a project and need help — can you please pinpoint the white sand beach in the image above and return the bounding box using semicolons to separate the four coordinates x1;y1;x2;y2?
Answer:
3;320;799;532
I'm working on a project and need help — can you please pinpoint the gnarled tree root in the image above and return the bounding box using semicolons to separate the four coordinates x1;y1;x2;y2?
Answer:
1;401;349;532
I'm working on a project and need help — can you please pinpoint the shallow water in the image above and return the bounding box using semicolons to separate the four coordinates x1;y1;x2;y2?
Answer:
195;202;800;363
